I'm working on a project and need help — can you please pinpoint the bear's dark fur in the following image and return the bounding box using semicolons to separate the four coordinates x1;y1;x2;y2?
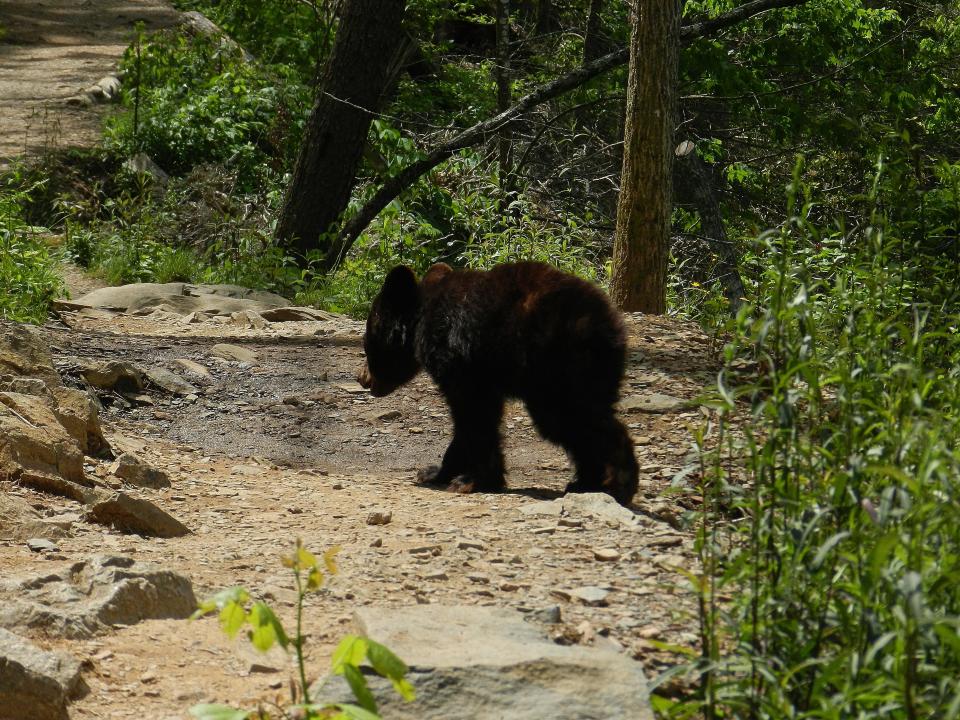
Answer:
357;261;639;506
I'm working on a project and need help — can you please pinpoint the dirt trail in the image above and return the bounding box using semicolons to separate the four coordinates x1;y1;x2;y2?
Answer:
1;298;718;718
0;0;179;166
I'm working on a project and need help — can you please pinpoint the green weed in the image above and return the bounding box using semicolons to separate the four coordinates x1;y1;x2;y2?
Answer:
190;542;414;720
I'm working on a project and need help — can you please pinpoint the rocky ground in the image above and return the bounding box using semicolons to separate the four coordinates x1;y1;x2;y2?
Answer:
1;279;720;719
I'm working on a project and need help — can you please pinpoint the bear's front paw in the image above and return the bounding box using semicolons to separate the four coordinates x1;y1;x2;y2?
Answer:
416;465;447;485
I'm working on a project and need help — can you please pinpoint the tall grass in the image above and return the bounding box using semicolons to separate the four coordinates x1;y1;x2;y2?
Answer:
661;158;960;719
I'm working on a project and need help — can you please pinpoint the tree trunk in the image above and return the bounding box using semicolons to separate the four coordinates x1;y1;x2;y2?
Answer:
275;0;405;266
674;143;746;311
609;0;680;313
495;0;513;191
582;0;605;64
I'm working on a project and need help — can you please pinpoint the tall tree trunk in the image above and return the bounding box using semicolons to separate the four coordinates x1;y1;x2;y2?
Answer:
582;0;605;64
495;0;513;191
275;0;405;266
609;0;680;313
674;142;746;311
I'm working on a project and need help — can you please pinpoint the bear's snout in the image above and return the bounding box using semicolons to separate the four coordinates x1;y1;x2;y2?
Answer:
357;364;398;397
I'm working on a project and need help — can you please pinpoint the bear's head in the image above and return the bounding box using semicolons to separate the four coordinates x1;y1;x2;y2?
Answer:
358;265;421;397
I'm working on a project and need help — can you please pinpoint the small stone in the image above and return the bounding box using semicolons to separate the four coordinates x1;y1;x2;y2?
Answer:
593;548;620;562
455;538;486;551
172;359;212;382
249;662;281;674
423;571;448;581
529;605;562;624
531;525;556;535
366;509;392;526
375;409;401;422
569;586;610;607
637;625;663;639
558;518;583;528
408;426;424;434
336;382;367;394
620;393;689;414
499;581;519;592
370;538;383;548
576;620;596;645
408;544;442;556
209;344;258;364
26;538;59;553
140;671;157;684
466;573;490;584
231;465;265;476
633;435;652;445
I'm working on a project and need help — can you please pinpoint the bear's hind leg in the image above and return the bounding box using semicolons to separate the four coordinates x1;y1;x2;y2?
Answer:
527;398;638;506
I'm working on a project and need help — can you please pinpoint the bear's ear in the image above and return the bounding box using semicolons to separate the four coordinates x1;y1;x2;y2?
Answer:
380;265;419;310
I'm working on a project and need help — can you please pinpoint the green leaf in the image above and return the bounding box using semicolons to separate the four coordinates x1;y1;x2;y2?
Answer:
194;587;250;619
366;640;414;701
307;567;324;591
332;635;368;674
296;545;318;570
344;663;378;713
218;602;247;638
323;546;341;575
188;703;251;720
330;703;384;720
248;602;289;651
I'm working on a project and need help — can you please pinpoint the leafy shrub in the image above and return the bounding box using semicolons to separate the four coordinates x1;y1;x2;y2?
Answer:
659;159;960;719
0;184;63;323
107;29;307;191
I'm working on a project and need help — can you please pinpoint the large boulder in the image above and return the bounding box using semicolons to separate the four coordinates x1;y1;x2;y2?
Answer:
0;628;87;720
0;555;197;639
85;489;189;537
0;394;88;495
313;605;653;720
0;323;60;386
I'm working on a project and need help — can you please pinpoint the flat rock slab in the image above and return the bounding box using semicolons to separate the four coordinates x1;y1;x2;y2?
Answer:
518;492;647;530
620;393;690;413
313;605;652;720
85;490;189;537
0;555;197;639
67;283;289;316
0;627;87;720
209;344;259;364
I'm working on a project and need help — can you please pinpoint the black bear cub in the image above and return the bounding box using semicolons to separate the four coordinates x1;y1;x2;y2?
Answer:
357;261;639;506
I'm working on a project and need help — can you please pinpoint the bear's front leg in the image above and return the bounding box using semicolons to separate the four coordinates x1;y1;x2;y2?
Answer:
418;385;506;493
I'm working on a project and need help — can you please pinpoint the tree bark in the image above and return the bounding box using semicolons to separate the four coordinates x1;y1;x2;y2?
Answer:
609;0;680;313
275;0;405;263
674;144;747;311
495;0;513;190
324;0;811;272
582;0;606;64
